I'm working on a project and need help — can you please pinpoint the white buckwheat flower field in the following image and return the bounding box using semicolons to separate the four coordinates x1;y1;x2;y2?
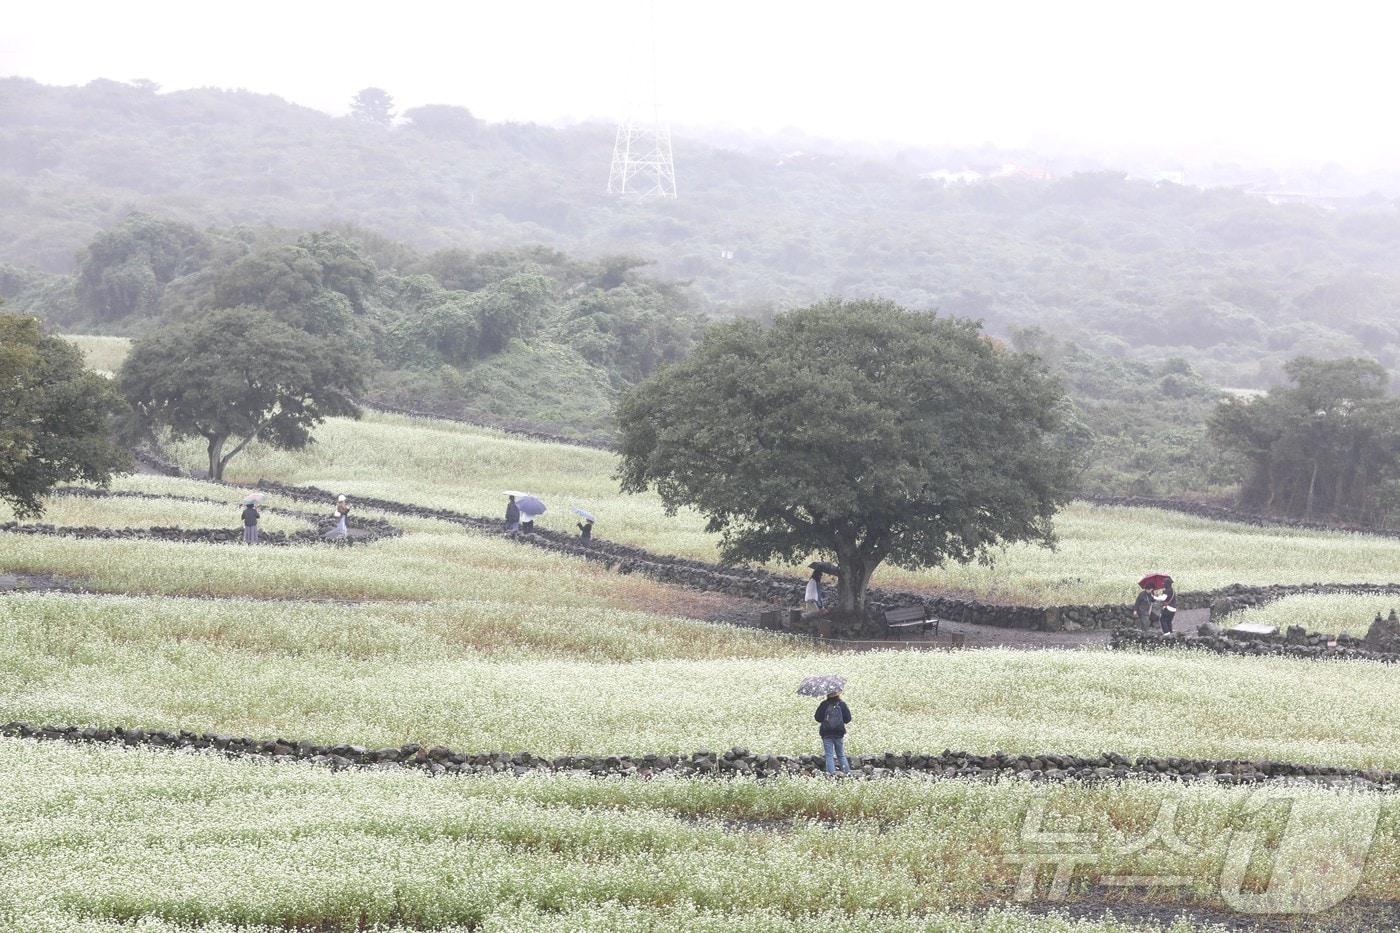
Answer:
3;351;1399;928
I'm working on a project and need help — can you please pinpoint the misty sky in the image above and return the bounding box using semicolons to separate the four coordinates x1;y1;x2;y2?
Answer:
5;0;1400;166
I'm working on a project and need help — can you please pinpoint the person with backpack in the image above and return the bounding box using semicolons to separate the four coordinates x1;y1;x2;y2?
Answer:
240;501;260;545
814;690;852;776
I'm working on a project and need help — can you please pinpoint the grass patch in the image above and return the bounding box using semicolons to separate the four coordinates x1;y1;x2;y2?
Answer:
1226;593;1400;638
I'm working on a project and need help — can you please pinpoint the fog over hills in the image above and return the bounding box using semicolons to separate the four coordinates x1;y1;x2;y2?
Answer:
5;76;1400;395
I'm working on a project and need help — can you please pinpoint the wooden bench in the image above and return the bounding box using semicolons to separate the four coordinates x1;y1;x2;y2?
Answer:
882;605;940;639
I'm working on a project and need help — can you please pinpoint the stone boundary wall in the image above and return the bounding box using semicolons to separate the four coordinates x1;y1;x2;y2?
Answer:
1079;494;1400;539
252;479;1121;630
113;441;1400;636
250;479;1384;635
6;488;402;547
1111;626;1400;664
4;720;1394;790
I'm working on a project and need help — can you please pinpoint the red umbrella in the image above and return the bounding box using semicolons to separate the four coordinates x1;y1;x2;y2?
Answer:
1138;572;1172;590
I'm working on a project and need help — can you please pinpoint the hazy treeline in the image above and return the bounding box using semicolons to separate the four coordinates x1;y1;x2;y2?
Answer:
2;214;699;438
7;78;1400;388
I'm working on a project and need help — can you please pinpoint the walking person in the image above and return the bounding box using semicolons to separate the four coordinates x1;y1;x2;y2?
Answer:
805;569;826;613
815;690;852;776
240;500;260;545
505;495;520;533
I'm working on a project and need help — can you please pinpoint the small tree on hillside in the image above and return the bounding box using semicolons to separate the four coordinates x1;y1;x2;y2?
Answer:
350;87;395;126
616;299;1077;612
118;307;365;481
0;311;130;516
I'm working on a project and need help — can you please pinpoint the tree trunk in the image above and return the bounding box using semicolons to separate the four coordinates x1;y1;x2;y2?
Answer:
1305;459;1319;519
834;551;875;613
206;435;227;482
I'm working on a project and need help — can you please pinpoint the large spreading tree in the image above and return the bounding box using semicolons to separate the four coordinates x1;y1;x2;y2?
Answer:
0;311;130;516
617;299;1078;611
119;307;365;481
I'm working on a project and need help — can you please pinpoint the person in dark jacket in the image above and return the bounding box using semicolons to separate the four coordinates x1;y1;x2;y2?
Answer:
578;518;594;541
505;495;520;533
1133;586;1153;630
815;691;852;776
1158;580;1178;633
240;502;260;545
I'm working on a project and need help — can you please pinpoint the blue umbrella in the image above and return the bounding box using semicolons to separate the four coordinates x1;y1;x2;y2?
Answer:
517;495;547;517
572;507;596;523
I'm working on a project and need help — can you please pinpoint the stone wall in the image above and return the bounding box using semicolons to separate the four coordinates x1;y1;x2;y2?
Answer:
4;719;1394;789
9;488;401;547
1110;625;1400;663
1079;494;1400;539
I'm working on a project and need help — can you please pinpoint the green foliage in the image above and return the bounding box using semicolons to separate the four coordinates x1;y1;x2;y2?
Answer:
73;214;210;320
0;310;129;516
617;299;1076;609
16;216;702;439
118;307;365;480
1209;356;1400;523
1011;326;1232;496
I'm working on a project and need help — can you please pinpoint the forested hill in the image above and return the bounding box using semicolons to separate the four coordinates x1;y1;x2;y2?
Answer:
7;76;1400;388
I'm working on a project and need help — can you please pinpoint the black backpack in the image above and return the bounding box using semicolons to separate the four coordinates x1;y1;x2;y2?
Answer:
823;700;845;731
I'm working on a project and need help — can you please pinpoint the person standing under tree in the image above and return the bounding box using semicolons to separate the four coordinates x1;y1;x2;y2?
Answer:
814;690;852;776
804;569;825;613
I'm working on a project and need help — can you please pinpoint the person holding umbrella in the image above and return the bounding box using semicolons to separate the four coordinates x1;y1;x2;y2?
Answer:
799;675;852;777
505;494;521;533
520;495;544;533
1137;572;1177;634
240;495;262;545
574;507;596;541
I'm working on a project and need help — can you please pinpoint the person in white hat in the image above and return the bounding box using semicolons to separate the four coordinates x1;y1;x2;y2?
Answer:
332;495;350;538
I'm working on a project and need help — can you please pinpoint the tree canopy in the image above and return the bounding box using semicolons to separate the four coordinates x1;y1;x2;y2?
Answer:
0;310;129;516
1209;357;1400;524
617;299;1078;610
118;307;365;480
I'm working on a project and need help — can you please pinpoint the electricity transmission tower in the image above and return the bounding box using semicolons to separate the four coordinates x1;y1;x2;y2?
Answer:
607;1;676;198
607;118;677;198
